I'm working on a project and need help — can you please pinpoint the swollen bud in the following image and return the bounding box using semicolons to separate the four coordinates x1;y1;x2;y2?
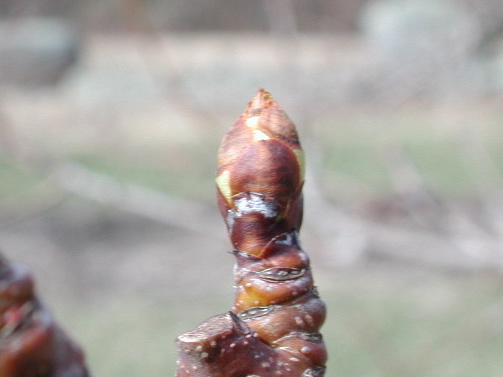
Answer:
216;88;305;257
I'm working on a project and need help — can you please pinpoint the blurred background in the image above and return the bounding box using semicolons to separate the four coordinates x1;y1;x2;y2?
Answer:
1;0;503;376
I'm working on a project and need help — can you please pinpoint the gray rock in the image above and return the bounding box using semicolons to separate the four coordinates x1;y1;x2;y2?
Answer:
359;0;487;100
0;17;81;87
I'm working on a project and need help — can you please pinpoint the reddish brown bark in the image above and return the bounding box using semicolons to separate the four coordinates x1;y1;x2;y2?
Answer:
0;254;90;377
176;89;327;376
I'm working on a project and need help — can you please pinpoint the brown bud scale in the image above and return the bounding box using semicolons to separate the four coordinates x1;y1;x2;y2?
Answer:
176;89;327;376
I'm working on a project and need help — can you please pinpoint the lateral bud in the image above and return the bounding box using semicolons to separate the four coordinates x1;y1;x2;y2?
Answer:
0;254;90;377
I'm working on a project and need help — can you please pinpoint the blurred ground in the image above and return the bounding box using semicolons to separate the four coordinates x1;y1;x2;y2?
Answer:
1;2;503;375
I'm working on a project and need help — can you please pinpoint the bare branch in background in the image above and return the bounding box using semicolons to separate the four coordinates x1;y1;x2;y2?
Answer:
54;162;222;239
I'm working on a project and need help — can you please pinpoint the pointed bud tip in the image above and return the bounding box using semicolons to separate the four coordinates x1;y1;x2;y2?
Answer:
247;88;274;113
241;89;300;145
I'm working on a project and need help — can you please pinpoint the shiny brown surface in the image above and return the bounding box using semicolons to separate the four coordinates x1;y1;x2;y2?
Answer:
0;255;90;377
176;89;327;376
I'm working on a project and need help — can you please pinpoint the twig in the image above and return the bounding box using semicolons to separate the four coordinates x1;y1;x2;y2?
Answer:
176;89;327;376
